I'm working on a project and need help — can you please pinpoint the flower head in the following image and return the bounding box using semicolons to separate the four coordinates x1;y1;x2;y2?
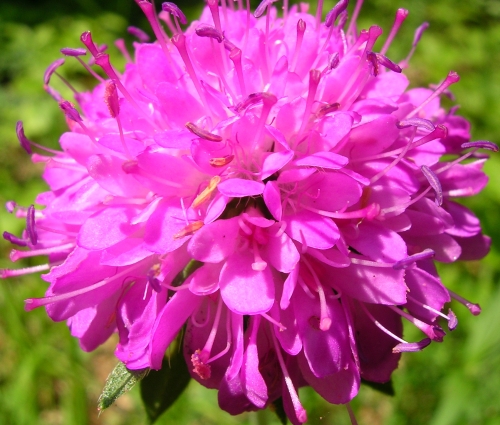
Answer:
2;0;495;423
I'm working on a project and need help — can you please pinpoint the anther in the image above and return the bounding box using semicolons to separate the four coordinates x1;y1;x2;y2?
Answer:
186;122;223;141
316;102;340;118
3;231;27;247
173;221;204;239
448;289;481;315
210;155;234;167
290;19;306;73
448;309;458;330
421;165;443;206
43;58;65;86
195;25;224;43
60;47;87;57
254;0;277;19
192;176;221;208
397;117;435;131
16;121;32;154
59;100;83;123
392;338;431;353
461;140;499;152
393;249;435;270
162;2;187;33
26;205;37;245
127;26;150;42
324;0;349;28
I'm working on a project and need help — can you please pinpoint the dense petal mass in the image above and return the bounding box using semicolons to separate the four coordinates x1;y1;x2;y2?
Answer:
2;0;493;423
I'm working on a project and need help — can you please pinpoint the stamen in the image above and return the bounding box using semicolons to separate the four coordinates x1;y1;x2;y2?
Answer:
210;155;234;167
315;0;324;30
397;117;435;131
346;403;359;425
207;0;223;33
406;71;460;119
16;121;32;154
26;205;37;245
62;45;104;82
421;165;443;206
80;31;99;56
290;19;306;73
297;69;321;137
461;140;499;152
380;8;409;55
316;102;340;118
1;263;51;279
389;306;446;342
401;22;429;68
172;33;209;109
43;58;65;86
162;2;187;33
173;221;204;239
301;203;380;221
10;243;75;262
114;39;133;63
393;249;435;270
260;312;286;331
325;0;349;28
406;294;451;321
229;48;247;97
192;176;221;208
270;324;308;424
392;338;431;353
6;201;17;213
3;231;27;247
251;239;267;271
195;24;224;43
59;101;96;142
359;302;407;344
448;289;481;315
127;26;150;42
448;309;458;330
254;0;277;19
302;257;331;331
186;122;223;141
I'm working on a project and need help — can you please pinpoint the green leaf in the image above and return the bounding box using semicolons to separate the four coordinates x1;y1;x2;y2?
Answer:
361;378;395;396
269;397;288;425
97;362;149;412
140;346;192;424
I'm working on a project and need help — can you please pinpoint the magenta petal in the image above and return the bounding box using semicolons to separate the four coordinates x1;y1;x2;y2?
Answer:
280;265;299;310
188;217;239;262
78;206;139;250
219;251;275;314
298;354;360;404
149;290;203;369
263;181;282;221
283;209;339;250
262;231;300;273
187;262;223;295
217;179;265;197
261;151;294;180
293;151;349;169
326;261;407;305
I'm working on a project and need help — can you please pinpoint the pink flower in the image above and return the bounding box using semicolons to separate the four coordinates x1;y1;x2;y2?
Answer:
2;0;495;423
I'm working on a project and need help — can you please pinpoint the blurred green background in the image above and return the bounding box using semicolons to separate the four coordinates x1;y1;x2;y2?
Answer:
1;0;499;424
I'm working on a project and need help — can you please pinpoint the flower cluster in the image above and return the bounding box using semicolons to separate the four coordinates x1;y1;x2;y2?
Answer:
2;0;495;423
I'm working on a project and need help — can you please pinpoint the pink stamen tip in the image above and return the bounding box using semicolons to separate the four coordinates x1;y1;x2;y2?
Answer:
392;338;431;353
26;205;37;245
195;24;224;43
448;309;458;331
234;92;277;114
80;31;99;56
122;160;139;174
467;303;481;316
127;26;150;42
3;231;27;247
320;317;332;331
185;122;223;141
147;275;163;292
60;47;87;57
254;0;277;18
325;0;349;28
16;121;32;154
162;2;188;25
461;140;499;152
432;326;446;342
375;53;402;73
43;58;65;85
397;117;435;131
59;100;82;122
366;51;380;76
104;81;120;118
209;155;234;167
6;201;17;213
393;249;435;270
